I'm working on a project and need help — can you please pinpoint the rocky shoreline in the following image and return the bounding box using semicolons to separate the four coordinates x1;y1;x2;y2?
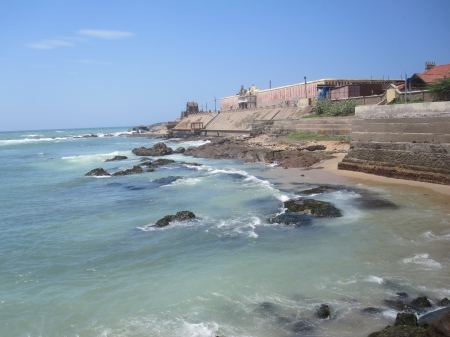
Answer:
90;134;449;336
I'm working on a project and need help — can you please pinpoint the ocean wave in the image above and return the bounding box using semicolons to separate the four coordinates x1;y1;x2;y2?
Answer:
402;253;441;269
421;231;450;242
365;276;384;284
216;216;262;239
0;137;67;146
61;151;120;162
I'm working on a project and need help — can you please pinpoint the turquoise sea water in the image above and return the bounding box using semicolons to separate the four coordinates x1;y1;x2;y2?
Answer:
1;127;449;337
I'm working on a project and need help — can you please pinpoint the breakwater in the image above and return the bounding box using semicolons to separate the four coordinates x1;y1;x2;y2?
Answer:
338;102;450;185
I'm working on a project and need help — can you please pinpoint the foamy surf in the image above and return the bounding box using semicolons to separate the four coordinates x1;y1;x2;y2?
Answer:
403;254;442;269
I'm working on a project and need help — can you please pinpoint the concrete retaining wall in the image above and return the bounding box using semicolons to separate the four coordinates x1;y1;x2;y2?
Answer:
338;102;450;185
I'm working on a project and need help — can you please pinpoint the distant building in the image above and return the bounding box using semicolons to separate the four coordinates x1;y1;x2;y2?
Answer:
330;84;383;99
181;101;199;118
221;78;394;110
410;62;450;88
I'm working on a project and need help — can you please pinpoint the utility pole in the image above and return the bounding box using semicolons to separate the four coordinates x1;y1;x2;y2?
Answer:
304;76;307;99
206;102;208;112
405;72;407;104
269;80;271;89
214;96;217;112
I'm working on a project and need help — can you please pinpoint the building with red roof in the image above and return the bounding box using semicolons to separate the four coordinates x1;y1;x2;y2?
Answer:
411;62;450;88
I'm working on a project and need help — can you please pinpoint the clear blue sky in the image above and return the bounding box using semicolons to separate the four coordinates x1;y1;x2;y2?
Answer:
1;0;449;131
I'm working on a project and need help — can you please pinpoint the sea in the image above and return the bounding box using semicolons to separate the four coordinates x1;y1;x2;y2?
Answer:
1;127;449;337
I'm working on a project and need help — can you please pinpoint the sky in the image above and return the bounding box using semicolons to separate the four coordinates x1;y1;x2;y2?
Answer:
1;0;450;132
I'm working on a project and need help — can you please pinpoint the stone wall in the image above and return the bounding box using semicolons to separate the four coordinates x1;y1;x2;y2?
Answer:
338;102;450;185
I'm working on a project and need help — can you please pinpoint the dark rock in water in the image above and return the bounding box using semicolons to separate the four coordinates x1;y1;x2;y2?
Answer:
153;158;175;166
154;211;195;227
153;176;182;185
174;210;196;221
356;198;398;209
269;213;311;226
132;142;174;156
155;215;175;227
397;292;409;299
140;157;151;162
180;162;202;166
384;299;415;313
174;147;185;153
394;313;418;326
367;325;426;337
112;165;144;176
298;185;337;195
410;296;432;311
284;198;342;217
85;168;110;176
438;297;450;307
316;304;331;319
361;307;384;315
140;158;175;170
257;302;277;314
423;310;450;337
419;307;450;325
105;155;128;162
288;319;315;332
305;145;326;151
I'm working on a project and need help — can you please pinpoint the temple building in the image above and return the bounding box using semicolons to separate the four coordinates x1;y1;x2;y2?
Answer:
220;78;395;110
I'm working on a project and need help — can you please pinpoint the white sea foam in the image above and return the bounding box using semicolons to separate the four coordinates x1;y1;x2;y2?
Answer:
365;276;384;284
181;320;219;337
422;231;450;242
403;253;441;269
0;137;67;146
62;151;120;162
382;309;398;319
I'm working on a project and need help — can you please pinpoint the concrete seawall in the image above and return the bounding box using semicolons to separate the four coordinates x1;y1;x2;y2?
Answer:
338;102;450;185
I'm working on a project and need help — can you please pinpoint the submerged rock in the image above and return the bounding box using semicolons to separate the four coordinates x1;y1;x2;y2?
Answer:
384;299;415;313
356;198;398;209
105;155;128;162
154;211;195;228
132;142;173;156
153;176;182;185
284;199;342;217
85;168;110;176
316;304;331;319
298;185;337;195
112;165;144;176
361;307;384;315
287;319;315;333
140;158;175;169
269;213;311;226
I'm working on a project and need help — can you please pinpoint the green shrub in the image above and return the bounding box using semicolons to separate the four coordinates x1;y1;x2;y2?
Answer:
313;98;356;116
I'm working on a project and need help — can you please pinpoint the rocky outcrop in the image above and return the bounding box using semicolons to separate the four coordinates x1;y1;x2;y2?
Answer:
132;142;174;156
424;310;450;337
183;137;333;168
410;296;433;312
85;168;110;176
174;147;185;153
112;165;144;176
154;211;196;227
140;158;175;170
270;198;342;225
284;199;342;217
105;155;128;162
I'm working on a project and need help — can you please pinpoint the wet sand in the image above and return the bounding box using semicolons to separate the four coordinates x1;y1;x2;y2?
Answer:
261;153;450;197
